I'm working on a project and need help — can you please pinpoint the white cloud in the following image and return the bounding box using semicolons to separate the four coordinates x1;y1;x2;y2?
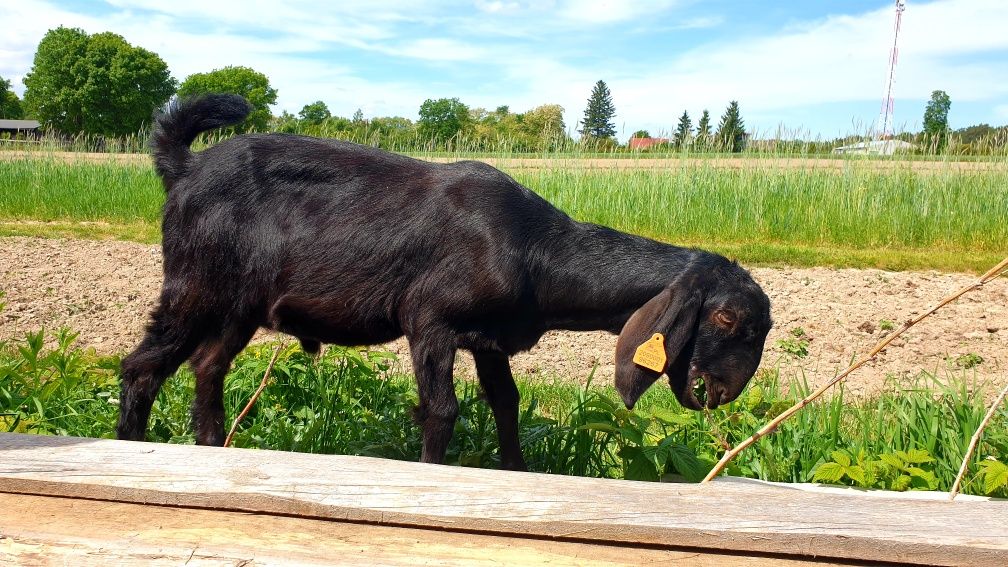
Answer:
556;0;682;24
596;0;1008;136
2;0;1005;136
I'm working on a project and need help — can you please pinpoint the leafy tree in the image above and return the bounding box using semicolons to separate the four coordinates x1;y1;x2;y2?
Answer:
273;111;300;133
523;104;565;135
696;109;712;149
352;108;365;124
580;80;616;140
923;89;951;150
299;101;331;125
417;97;471;143
673;110;692;148
22;26;175;136
0;76;24;119
715;101;746;152
178;66;277;132
631;129;650;139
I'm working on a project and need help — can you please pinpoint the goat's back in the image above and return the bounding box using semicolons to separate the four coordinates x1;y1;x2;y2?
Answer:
158;133;573;342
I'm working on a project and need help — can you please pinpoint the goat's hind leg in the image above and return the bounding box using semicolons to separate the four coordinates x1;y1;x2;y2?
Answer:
189;322;257;446
473;352;527;471
117;306;204;441
408;332;459;464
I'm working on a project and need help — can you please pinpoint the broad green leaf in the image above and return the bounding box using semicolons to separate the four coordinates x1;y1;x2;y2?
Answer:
577;422;618;434
650;406;693;426
845;465;867;486
663;441;708;482
981;461;1008;495
830;450;851;467
878;453;904;470
812;462;845;483
901;449;934;464
891;474;912;492
624;453;660;481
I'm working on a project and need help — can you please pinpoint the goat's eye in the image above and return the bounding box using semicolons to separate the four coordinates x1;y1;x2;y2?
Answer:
714;310;736;328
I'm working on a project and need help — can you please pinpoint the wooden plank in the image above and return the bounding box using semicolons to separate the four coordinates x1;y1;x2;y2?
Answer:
0;433;1005;566
0;492;848;566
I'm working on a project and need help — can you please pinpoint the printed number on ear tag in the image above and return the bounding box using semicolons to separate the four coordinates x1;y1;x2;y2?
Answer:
633;333;667;373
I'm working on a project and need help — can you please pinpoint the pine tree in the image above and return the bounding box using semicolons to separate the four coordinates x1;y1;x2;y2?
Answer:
696;109;712;149
580;80;616;140
673;110;692;148
715;101;746;152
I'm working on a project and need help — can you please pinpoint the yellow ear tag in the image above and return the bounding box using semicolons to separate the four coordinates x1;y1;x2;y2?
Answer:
632;333;667;373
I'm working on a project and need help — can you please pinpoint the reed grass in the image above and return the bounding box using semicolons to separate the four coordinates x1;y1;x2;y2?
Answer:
1;150;1004;271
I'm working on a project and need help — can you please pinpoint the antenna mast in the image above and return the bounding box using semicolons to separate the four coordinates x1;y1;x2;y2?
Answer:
877;0;906;139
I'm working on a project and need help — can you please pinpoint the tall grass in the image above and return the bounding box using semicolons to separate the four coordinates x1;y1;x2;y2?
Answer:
0;158;162;224
1;151;1005;270
2;328;1005;496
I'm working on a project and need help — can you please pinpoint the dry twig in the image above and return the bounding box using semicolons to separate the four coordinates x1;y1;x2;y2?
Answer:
949;381;1008;501
702;256;1008;483
224;343;285;448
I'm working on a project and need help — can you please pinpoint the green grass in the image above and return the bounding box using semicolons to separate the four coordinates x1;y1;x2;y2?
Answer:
2;328;1006;496
1;153;1006;271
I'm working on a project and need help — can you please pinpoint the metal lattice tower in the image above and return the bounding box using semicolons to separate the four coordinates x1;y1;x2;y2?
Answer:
877;0;906;139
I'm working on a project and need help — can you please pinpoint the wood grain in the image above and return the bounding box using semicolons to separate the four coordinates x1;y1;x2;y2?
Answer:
0;433;1005;566
0;492;850;566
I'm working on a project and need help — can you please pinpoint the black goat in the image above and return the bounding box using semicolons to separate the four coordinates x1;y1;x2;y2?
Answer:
117;94;772;471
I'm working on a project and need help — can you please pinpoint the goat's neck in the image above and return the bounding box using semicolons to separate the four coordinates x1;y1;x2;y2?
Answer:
534;223;699;333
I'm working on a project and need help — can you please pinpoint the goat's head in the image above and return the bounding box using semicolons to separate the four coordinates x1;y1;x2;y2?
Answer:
614;261;772;411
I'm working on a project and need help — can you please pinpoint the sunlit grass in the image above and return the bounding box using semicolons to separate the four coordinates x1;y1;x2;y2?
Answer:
2;329;1005;495
2;151;1004;271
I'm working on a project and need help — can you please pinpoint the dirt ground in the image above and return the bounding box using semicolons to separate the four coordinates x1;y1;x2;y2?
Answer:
1;236;1005;395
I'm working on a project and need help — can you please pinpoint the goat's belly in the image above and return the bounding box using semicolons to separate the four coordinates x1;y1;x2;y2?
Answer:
267;293;402;346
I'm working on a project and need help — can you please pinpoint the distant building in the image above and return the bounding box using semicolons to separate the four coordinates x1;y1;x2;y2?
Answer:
0;119;41;138
832;139;914;155
628;136;669;150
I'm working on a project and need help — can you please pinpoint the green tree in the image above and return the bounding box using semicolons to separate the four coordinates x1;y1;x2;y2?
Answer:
299;101;331;125
352;108;365;124
417;97;471;144
631;129;650;139
696;109;712;149
178;66;277;132
922;90;951;150
673;110;692;148
0;76;24;119
22;26;175;136
580;80;616;140
715;101;746;152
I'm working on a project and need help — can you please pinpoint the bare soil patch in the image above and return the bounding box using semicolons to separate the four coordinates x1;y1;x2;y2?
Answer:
2;236;1005;395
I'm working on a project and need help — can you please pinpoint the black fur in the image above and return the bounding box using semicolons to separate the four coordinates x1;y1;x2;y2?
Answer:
118;94;773;470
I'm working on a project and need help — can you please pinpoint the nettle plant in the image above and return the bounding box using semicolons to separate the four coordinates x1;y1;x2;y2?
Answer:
812;448;939;491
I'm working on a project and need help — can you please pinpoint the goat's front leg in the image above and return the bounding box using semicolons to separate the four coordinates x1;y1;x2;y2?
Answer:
408;333;459;464
473;351;527;471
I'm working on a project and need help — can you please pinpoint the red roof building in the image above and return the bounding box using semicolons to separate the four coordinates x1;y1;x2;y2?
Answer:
628;136;669;150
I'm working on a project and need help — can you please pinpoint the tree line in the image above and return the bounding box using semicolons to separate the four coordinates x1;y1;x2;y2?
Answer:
1;27;1004;155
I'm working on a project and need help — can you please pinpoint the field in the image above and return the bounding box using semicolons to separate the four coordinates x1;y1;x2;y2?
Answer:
1;150;1007;271
0;145;1006;497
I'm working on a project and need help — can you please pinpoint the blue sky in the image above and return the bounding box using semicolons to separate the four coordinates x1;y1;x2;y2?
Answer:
2;0;1007;139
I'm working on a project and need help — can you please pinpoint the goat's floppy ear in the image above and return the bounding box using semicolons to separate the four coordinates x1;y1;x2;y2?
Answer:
615;283;702;409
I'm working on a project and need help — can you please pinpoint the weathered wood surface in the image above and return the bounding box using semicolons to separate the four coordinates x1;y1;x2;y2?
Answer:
0;493;848;566
0;433;1005;566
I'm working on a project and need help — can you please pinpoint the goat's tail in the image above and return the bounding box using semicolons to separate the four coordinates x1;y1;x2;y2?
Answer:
150;94;252;188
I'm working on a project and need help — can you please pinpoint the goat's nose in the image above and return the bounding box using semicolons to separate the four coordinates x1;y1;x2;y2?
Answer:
707;382;727;409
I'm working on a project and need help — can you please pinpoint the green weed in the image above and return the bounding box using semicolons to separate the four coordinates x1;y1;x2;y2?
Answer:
1;328;1005;496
